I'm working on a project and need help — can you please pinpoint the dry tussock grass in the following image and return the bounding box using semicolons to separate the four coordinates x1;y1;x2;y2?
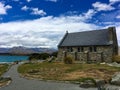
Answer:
19;62;120;82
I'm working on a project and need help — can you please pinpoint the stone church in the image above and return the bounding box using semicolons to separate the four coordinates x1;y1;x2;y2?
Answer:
57;27;118;63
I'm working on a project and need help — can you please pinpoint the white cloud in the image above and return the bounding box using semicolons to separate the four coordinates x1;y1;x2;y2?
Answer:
21;6;46;16
26;0;32;2
5;5;12;9
31;8;46;16
92;2;115;11
0;2;12;15
0;15;119;48
13;0;19;2
0;15;99;48
109;0;120;4
45;0;58;2
83;9;97;19
61;9;96;22
116;15;120;19
21;6;29;11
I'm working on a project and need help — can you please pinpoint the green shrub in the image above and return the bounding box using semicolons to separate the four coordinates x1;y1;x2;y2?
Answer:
28;53;50;60
64;56;73;64
0;77;11;83
77;77;96;88
79;77;96;84
112;55;120;63
51;52;58;57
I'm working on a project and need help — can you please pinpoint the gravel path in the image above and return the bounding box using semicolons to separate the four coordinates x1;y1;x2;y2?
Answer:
0;64;97;90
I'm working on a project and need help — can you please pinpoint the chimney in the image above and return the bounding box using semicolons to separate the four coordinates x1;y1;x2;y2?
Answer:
108;27;116;44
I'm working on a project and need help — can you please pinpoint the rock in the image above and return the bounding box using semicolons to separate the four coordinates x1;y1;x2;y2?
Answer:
96;79;106;90
79;80;95;88
111;72;120;86
107;62;120;67
105;84;120;90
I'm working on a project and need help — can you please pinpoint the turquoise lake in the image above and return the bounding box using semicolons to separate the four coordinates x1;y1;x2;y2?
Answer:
0;55;29;63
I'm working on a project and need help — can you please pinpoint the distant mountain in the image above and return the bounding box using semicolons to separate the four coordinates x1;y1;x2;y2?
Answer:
0;46;57;55
0;48;10;53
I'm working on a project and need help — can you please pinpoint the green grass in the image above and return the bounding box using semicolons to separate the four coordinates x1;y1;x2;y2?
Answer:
18;62;64;74
0;64;9;76
18;62;120;82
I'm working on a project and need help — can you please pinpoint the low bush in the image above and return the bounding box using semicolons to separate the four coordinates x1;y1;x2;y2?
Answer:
78;77;96;88
51;52;58;57
28;53;50;60
79;77;96;84
64;56;73;64
0;77;11;83
112;55;120;63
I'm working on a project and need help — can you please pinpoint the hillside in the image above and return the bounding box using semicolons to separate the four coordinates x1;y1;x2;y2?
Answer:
0;46;57;55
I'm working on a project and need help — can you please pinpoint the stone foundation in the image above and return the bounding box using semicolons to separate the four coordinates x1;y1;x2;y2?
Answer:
57;46;113;63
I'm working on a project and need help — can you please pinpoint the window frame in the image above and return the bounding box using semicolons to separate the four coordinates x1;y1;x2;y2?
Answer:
89;46;97;52
78;47;84;52
67;47;73;52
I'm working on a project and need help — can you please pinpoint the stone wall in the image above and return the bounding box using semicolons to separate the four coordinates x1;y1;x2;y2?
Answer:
57;45;113;63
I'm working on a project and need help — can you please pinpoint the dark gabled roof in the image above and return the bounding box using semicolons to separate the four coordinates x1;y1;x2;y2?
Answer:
58;28;111;47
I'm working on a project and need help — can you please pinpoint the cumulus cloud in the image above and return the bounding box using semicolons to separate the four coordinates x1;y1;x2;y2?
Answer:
83;9;97;19
45;0;58;2
26;0;32;2
0;15;99;48
12;0;19;2
31;8;46;16
5;5;12;9
0;2;12;15
116;15;120;19
21;6;46;16
21;6;29;11
109;0;120;4
92;2;115;11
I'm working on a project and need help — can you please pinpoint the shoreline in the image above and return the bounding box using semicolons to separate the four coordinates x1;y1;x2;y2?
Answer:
0;60;28;64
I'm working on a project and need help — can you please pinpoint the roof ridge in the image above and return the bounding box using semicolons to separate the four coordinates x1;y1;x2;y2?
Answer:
58;28;111;47
68;29;107;34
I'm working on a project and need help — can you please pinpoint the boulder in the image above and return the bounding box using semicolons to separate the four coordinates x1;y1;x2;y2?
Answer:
79;80;95;88
111;72;120;86
96;79;106;90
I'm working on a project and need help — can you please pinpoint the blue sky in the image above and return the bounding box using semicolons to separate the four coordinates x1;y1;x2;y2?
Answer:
0;0;120;48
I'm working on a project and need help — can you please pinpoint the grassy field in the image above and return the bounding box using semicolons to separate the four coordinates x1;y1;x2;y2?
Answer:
18;62;120;82
0;64;9;76
0;64;11;87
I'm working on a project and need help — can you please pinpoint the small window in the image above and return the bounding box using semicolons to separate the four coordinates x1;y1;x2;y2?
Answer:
67;47;73;52
93;46;96;52
78;47;84;52
89;47;92;52
89;46;97;52
70;47;73;52
81;47;84;52
67;47;70;52
78;47;80;52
